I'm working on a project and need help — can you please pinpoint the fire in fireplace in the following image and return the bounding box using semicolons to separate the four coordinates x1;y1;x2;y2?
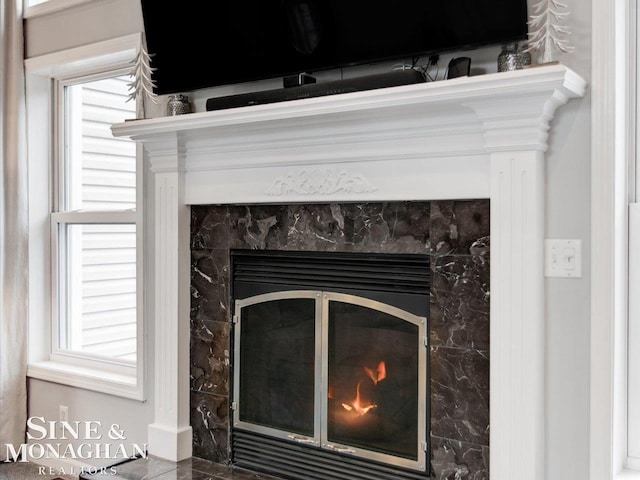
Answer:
230;250;430;480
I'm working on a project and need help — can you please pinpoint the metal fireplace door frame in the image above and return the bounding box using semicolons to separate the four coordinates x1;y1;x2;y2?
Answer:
233;290;428;472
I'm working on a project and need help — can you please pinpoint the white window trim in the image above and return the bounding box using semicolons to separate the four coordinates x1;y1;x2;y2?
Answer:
628;0;640;456
628;0;640;471
25;34;146;401
591;0;640;476
623;0;640;471
23;0;97;20
628;203;640;466
618;472;640;480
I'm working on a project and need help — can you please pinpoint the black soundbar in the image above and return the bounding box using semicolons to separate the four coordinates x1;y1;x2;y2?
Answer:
206;69;426;112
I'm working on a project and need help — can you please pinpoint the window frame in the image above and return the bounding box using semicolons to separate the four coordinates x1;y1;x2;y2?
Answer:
628;204;640;470
626;0;640;470
25;35;146;400
608;0;640;473
23;0;97;20
51;69;139;370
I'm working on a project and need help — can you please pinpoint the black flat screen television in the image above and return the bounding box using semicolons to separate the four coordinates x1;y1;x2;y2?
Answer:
141;0;528;96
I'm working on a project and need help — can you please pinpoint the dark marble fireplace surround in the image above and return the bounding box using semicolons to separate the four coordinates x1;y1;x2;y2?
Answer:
189;200;490;479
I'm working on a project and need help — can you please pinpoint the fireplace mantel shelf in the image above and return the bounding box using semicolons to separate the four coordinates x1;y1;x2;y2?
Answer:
113;64;584;141
112;64;586;480
113;64;585;205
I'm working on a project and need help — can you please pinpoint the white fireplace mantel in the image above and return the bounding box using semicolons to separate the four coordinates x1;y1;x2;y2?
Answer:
113;64;586;479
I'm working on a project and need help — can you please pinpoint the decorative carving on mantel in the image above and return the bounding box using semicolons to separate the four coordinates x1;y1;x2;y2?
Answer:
265;169;378;196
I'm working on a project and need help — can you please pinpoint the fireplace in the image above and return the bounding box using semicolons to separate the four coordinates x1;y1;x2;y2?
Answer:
230;250;430;478
112;64;586;480
189;201;490;478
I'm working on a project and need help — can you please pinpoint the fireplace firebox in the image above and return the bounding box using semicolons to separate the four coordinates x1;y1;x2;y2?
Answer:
230;250;430;480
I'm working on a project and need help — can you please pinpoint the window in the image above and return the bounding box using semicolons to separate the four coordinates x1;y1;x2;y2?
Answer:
52;74;138;364
25;35;144;399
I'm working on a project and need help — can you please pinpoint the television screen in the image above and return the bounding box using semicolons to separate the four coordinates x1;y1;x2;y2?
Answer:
141;0;528;95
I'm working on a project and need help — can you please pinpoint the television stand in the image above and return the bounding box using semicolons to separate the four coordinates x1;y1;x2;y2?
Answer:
205;69;425;112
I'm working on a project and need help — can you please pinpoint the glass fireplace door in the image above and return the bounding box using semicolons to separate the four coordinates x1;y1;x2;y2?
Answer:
233;290;426;471
234;291;322;445
321;292;427;471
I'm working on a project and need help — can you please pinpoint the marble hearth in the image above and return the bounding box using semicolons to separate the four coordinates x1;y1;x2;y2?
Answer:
189;201;490;478
112;64;587;480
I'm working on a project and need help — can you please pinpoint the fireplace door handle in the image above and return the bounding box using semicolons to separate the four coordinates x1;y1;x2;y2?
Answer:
324;443;356;454
287;434;318;445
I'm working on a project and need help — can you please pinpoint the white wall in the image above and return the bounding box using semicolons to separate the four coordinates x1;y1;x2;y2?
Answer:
27;379;153;467
25;0;593;477
542;0;592;477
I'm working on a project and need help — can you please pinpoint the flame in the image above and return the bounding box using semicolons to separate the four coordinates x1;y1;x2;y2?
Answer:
342;381;377;415
339;361;387;416
364;361;386;385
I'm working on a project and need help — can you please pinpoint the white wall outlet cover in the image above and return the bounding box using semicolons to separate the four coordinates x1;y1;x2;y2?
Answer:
544;239;582;278
59;404;68;422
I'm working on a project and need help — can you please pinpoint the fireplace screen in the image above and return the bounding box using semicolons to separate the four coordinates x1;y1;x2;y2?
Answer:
238;295;317;437
233;290;427;471
326;297;421;462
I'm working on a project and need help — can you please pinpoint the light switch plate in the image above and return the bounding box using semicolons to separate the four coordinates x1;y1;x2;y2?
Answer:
545;239;582;278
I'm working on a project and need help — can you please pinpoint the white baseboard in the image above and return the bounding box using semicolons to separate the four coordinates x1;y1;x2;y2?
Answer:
148;423;192;462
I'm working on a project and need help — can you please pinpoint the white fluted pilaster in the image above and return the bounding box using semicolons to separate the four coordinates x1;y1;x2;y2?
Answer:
146;137;192;461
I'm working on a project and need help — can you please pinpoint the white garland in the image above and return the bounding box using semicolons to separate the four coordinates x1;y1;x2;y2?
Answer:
526;0;575;63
